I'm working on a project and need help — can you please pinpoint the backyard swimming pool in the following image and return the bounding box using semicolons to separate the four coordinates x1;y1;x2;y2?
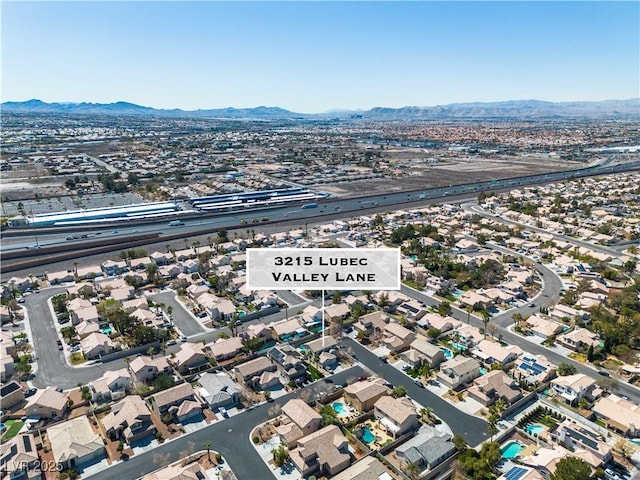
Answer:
501;441;525;459
525;424;544;435
440;347;454;360
333;402;345;414
361;427;375;444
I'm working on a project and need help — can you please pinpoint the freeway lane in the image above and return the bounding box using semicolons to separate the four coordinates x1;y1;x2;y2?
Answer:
86;365;367;480
342;337;488;447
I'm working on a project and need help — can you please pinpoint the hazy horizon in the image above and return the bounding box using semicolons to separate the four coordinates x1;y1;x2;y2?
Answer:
2;2;639;113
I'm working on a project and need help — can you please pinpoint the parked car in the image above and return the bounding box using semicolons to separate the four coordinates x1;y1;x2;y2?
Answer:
24;388;37;397
414;380;424;388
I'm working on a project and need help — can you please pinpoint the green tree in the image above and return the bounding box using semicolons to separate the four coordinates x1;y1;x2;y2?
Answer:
557;362;577;376
204;440;212;461
332;290;342;304
550;456;591;480
319;404;339;426
438;300;452;317
390;386;407;398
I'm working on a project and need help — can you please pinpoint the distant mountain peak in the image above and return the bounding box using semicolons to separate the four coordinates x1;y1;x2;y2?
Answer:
1;98;638;120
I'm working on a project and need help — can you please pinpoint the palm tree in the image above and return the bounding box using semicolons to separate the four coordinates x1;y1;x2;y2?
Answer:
204;440;212;461
465;305;473;325
480;310;491;339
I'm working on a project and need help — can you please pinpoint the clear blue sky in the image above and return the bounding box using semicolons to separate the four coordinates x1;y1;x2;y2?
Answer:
2;1;638;113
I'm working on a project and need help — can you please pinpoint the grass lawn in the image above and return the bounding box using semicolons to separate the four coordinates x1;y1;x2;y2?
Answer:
70;352;86;365
1;420;24;440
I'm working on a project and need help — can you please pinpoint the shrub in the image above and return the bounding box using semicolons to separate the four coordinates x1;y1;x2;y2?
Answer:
253;436;259;444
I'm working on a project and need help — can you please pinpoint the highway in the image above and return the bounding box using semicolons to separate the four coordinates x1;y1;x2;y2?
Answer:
3;161;638;257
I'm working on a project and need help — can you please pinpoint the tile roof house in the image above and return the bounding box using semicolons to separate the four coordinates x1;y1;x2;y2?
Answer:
0;432;40;479
343;379;388;412
150;383;196;414
373;395;419;438
556;328;599;351
89;368;131;403
48;416;105;469
472;339;522;366
404;339;446;369
289;425;351;478
513;355;556;386
592;394;640;436
331;457;389;480
128;355;171;384
207;336;244;362
281;399;322;437
436;356;481;390
233;356;276;386
80;332;116;359
169;342;209;375
267;345;307;381
197;372;243;410
395;425;456;471
24;386;68;419
101;395;155;443
381;322;416;353
550;374;599;406
467;370;523;407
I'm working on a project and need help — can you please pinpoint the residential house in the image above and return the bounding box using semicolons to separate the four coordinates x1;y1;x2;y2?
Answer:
592;394;640;437
403;339;446;369
102;395;155;444
467;370;523;407
268;345;306;381
550;374;599;406
353;311;388;339
556;328;599;352
89;368;131;403
552;419;613;465
207;336;244;363
48;416;105;470
197;372;243;410
373;395;419;438
0;432;40;479
324;303;350;324
233;356;276;387
549;304;591;323
128;355;171;384
472;339;522;367
240;322;273;345
0;381;25;410
331;457;389;480
289;425;351;478
23;387;67;419
395;425;456;471
525;315;565;339
304;336;338;356
170;343;209;375
436;356;481;390
513;355;556;387
141;462;207;480
80;332;116;360
381;322;416;353
277;399;322;447
343;379;388;412
150;383;196;414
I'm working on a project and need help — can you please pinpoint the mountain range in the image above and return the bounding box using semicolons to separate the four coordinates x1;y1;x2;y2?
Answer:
2;98;638;120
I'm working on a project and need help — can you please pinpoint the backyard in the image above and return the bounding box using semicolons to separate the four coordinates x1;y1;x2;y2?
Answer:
1;420;24;440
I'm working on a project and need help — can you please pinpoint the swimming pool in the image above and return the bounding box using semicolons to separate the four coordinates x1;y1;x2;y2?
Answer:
333;402;345;414
479;367;488;375
440;347;454;360
501;441;525;459
100;326;113;335
631;438;640;445
361;427;375;444
525;424;544;435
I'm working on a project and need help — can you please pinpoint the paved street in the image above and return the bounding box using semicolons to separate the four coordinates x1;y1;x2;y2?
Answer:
151;291;205;337
343;338;488;447
86;365;367;480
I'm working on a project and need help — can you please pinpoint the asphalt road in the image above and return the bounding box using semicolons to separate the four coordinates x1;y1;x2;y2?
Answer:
151;291;205;337
342;338;489;446
86;365;367;480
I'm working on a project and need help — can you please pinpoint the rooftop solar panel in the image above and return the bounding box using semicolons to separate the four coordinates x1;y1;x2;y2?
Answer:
505;466;527;480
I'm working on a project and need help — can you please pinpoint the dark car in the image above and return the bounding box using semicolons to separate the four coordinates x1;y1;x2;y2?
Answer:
24;388;37;397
